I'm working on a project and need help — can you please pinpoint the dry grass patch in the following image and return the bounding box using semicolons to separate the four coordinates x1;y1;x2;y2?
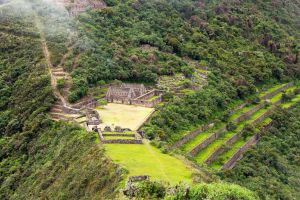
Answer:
96;103;154;131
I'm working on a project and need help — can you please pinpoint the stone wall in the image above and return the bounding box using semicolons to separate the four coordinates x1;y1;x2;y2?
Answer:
134;90;156;101
102;139;143;144
171;124;212;149
261;82;294;100
102;133;136;137
189;132;218;156
222;134;260;170
233;102;266;124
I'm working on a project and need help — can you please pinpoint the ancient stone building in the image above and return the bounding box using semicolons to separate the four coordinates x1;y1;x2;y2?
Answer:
86;109;101;125
106;83;163;107
106;83;147;104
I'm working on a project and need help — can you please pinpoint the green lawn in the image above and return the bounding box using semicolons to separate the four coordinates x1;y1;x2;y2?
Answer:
104;141;194;184
103;136;135;140
209;139;246;169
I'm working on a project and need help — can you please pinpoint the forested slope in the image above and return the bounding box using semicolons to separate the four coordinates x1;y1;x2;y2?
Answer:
0;0;299;199
0;2;123;199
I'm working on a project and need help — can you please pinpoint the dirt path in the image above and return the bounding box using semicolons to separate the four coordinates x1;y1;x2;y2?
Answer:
33;12;77;112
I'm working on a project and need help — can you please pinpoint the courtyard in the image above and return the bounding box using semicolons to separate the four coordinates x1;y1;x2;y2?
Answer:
96;103;154;131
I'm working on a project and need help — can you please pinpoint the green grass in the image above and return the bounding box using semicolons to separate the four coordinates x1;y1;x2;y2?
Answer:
103;136;135;140
210;90;300;170
210;138;247;169
181;130;213;152
259;83;287;98
103;131;135;134
282;94;300;108
195;106;270;164
104;141;194;184
269;86;297;103
147;95;159;101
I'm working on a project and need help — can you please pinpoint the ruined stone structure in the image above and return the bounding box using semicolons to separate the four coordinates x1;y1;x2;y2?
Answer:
106;83;163;108
86;108;101;125
53;0;107;16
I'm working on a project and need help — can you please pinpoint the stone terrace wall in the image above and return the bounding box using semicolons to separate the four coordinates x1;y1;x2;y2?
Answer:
188;126;226;156
102;133;136;137
205;107;275;164
171;124;212;149
233;102;266;124
134;90;156;101
102;139;143;144
222;134;260;170
261;82;294;100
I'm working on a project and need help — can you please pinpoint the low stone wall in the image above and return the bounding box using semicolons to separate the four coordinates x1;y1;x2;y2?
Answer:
171;124;212;149
233;102;266;124
102;133;136;137
131;93;163;108
135;90;156;101
205;103;280;164
221;108;277;169
102;139;143;144
188;126;227;156
261;82;293;100
222;134;260;170
189;132;217;156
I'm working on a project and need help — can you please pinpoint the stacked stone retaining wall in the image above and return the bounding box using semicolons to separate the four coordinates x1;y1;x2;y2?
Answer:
102;139;143;144
171;124;211;149
205;106;275;164
261;82;293;100
222;134;260;170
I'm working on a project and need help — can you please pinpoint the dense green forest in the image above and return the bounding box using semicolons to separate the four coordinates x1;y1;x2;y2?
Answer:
221;105;300;199
0;0;299;199
0;2;123;199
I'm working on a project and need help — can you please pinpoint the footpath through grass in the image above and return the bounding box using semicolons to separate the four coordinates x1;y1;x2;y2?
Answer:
104;141;194;184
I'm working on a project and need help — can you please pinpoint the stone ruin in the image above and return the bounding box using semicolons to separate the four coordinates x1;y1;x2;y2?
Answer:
53;0;107;16
106;83;163;108
86;108;101;125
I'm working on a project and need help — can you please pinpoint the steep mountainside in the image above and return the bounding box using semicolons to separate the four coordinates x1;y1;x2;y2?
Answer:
0;0;299;199
0;1;123;199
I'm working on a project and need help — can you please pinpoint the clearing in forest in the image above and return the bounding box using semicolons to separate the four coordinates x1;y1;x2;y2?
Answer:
96;103;154;131
104;141;194;184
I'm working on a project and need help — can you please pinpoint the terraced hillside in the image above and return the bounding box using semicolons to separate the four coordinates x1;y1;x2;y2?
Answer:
184;82;300;169
171;82;300;169
177;83;292;153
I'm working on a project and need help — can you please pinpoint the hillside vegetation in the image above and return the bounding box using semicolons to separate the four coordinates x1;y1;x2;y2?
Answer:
0;0;300;199
221;105;300;199
0;2;123;199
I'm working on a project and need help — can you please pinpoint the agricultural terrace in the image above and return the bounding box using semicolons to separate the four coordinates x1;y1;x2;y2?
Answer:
174;82;300;170
205;85;300;169
96;103;154;131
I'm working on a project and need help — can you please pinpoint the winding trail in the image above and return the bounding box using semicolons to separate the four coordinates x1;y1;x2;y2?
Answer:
34;12;80;113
